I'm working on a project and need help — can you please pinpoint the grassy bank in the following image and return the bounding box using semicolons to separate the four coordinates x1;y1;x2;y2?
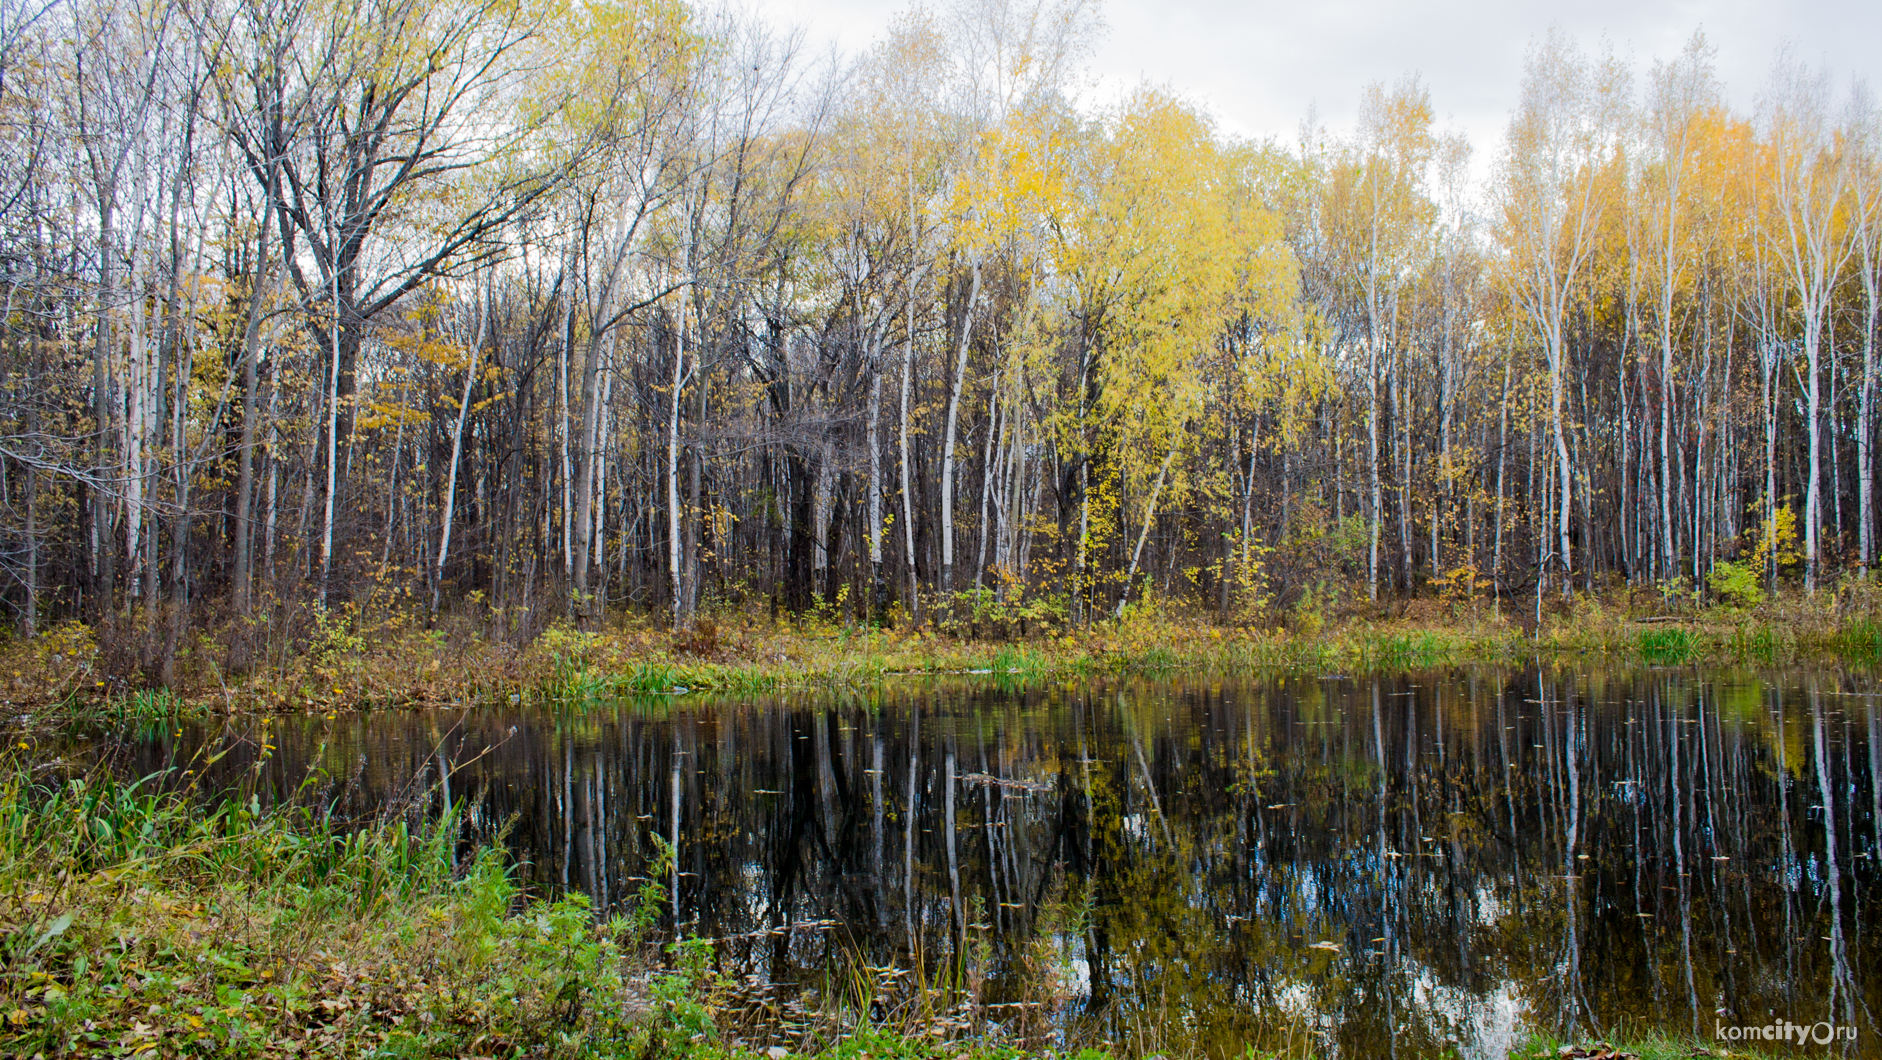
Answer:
0;756;1105;1060
1;756;651;1057
7;585;1882;721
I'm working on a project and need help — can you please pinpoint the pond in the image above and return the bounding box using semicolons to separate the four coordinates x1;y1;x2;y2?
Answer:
99;666;1880;1058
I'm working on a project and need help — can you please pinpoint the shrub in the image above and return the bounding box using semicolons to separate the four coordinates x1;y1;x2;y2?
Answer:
1709;559;1763;609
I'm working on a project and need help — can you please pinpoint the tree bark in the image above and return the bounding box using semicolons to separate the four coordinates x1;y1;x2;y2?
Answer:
899;312;920;621
668;307;689;628
573;315;605;613
1115;442;1177;619
429;290;485;621
939;260;980;594
867;334;885;612
234;161;280;617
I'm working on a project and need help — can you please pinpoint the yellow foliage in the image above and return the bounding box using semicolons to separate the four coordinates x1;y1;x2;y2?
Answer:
1045;88;1302;505
1745;503;1803;571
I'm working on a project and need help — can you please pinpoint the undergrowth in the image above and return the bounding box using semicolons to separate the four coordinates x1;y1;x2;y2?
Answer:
0;754;668;1058
10;583;1882;720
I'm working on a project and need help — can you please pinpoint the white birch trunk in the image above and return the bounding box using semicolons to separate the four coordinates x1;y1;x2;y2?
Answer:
812;439;833;587
974;367;1001;590
1114;442;1178;619
558;302;574;580
667;307;687;628
319;211;341;604
429;292;486;620
899;317;919;618
939;261;980;593
867;335;883;567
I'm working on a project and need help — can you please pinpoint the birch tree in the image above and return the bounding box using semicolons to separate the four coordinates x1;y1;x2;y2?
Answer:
1353;77;1434;597
1499;30;1627;595
1846;84;1880;570
1760;53;1854;590
1642;32;1718;581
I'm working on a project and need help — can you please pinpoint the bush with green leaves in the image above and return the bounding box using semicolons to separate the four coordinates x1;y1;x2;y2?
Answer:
1709;559;1764;608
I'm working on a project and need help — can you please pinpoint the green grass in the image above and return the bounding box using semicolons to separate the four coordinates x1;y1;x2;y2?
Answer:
0;755;667;1058
1636;627;1697;665
542;655;741;701
525;606;1882;710
1725;621;1787;661
1510;1031;1788;1060
1828;616;1882;658
986;643;1047;676
1366;631;1462;668
21;686;200;732
545;650;621;699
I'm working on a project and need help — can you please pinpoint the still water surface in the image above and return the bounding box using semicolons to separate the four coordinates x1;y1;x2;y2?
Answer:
109;666;1880;1057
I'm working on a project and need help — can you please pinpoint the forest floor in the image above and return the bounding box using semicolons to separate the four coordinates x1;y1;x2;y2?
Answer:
6;584;1882;726
0;754;1790;1060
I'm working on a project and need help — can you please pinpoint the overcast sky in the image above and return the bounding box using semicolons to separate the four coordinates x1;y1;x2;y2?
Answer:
750;0;1882;166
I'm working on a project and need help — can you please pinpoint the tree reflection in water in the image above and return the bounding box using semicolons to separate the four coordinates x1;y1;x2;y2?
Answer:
122;668;1880;1058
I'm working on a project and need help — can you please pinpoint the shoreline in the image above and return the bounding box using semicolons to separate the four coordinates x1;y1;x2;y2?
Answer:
7;593;1882;722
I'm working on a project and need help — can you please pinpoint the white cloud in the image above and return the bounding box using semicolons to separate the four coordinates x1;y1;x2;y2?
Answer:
753;0;1882;157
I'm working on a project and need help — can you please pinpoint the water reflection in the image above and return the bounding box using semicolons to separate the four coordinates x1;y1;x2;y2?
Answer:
106;667;1881;1058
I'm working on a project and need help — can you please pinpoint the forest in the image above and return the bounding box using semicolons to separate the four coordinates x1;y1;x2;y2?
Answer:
2;0;1880;677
